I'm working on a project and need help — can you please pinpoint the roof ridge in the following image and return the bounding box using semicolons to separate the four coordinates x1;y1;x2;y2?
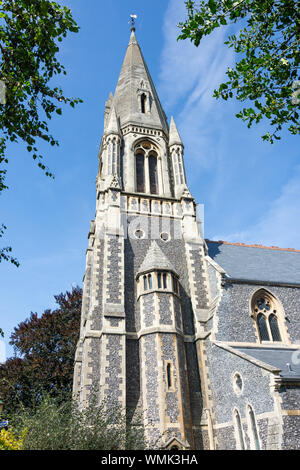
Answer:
205;239;300;253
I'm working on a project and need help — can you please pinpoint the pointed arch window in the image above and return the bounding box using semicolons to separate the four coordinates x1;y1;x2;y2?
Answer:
134;141;160;195
252;290;286;344
247;406;261;450
136;151;145;193
234;409;246;450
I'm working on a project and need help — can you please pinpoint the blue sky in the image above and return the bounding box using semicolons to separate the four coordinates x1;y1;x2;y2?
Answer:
0;0;299;360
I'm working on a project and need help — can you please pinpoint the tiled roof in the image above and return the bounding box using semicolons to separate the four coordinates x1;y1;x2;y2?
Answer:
235;346;300;380
206;240;300;284
207;240;300;253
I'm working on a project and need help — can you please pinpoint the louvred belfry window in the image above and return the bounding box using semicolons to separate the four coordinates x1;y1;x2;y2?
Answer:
134;141;160;195
149;153;158;195
136;152;145;193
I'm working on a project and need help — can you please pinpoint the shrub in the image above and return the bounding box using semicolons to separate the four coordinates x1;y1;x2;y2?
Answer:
0;428;26;450
8;394;146;450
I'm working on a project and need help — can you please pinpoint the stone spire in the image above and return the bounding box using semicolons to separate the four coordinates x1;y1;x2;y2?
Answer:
168;116;187;197
169;116;183;147
104;91;114;130
113;30;168;133
105;103;120;136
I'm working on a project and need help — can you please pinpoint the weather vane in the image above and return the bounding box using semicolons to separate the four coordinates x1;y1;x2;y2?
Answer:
129;14;137;31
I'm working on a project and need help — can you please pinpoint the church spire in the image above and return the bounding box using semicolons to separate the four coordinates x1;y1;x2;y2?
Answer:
129;28;138;45
169;116;187;197
105;103;120;136
169;116;183;147
113;30;168;133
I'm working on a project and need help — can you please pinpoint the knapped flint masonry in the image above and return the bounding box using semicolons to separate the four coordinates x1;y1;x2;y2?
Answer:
73;29;300;450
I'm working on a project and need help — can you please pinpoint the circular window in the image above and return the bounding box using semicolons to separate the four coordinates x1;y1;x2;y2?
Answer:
135;229;145;240
160;232;170;242
233;373;243;396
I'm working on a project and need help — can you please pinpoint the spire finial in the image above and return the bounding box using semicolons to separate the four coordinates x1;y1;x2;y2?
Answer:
129;14;137;32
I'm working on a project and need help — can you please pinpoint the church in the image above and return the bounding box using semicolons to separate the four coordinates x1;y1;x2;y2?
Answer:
73;27;300;450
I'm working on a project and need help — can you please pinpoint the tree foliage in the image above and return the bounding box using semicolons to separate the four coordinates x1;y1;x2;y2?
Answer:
0;0;82;261
0;224;19;266
178;0;300;143
0;286;82;414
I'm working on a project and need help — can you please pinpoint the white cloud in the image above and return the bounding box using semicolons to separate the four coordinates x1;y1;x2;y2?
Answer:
159;0;300;251
159;0;235;173
213;165;300;249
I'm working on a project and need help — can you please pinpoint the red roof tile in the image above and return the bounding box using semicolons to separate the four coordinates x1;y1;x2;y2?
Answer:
205;240;300;253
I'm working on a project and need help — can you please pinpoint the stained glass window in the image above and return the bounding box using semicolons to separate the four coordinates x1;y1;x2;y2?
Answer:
253;292;283;343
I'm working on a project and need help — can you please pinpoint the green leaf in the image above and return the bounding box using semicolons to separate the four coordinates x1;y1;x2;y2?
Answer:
208;0;217;14
177;0;300;143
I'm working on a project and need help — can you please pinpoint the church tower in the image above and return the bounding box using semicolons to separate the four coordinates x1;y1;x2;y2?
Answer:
73;27;213;450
